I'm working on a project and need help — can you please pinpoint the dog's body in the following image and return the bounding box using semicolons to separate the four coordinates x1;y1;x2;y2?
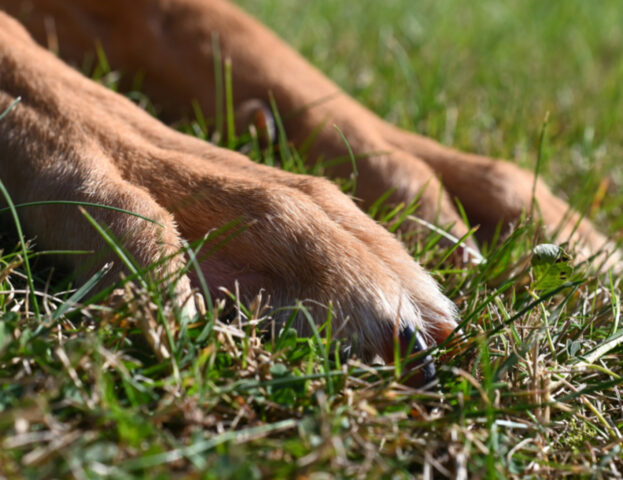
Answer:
0;0;614;366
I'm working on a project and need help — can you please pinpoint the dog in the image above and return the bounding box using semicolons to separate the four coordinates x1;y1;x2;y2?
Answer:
0;0;615;378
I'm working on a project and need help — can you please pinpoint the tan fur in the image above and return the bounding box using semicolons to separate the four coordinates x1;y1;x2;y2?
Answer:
0;1;616;363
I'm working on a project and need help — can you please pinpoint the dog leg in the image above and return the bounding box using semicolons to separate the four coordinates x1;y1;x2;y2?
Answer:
0;12;457;369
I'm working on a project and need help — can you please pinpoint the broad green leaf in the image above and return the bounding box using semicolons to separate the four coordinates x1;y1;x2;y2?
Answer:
531;243;573;291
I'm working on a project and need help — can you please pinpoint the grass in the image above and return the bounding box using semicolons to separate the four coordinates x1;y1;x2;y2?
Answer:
1;0;622;478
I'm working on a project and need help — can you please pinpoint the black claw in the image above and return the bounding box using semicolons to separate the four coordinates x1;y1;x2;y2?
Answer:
399;326;436;385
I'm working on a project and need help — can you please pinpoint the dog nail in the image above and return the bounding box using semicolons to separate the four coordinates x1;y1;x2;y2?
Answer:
399;326;436;385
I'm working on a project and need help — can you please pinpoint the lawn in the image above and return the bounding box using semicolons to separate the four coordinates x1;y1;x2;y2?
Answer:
1;0;622;478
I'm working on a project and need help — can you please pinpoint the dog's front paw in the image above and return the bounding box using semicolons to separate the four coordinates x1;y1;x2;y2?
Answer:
378;123;619;268
161;167;458;364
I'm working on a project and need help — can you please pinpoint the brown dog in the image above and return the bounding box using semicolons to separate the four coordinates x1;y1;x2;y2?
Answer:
0;0;615;372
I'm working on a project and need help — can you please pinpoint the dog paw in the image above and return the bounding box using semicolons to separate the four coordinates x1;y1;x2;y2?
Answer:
153;161;460;362
371;123;619;268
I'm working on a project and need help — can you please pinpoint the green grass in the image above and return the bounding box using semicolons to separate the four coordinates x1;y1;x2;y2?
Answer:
1;1;622;478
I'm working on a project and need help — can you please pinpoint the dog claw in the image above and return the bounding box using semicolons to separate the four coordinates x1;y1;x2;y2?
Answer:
398;326;436;386
235;99;276;145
